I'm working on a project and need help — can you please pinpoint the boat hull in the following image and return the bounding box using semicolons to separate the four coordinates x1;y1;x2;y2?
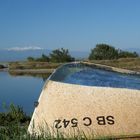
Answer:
28;80;140;138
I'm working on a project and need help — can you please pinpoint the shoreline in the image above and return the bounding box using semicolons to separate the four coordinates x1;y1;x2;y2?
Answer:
82;61;140;75
0;68;8;71
0;63;140;76
0;59;140;76
8;68;55;74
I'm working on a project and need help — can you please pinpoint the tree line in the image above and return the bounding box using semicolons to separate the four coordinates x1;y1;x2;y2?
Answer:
88;44;139;60
27;44;139;63
27;48;75;63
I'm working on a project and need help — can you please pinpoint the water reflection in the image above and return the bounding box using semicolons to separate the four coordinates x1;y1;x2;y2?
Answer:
8;71;51;82
0;71;51;115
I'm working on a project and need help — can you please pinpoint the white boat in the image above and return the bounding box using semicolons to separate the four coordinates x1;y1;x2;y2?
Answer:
28;62;140;139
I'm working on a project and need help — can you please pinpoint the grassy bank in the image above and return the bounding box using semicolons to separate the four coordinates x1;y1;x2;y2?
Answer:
9;69;53;76
6;58;140;77
87;58;140;72
9;61;61;70
8;61;61;76
8;58;140;72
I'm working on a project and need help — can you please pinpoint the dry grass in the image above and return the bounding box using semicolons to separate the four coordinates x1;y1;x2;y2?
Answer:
9;61;62;70
88;58;140;72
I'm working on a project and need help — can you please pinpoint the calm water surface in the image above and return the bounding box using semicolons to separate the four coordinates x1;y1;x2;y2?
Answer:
0;71;46;115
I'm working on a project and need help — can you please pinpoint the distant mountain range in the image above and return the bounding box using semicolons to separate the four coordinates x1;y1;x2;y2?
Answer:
125;48;140;54
0;47;139;62
0;48;89;62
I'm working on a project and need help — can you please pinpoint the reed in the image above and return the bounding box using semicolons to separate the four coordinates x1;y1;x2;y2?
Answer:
0;104;114;140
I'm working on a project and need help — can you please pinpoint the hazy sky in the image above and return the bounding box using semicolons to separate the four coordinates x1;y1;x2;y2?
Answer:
0;0;140;51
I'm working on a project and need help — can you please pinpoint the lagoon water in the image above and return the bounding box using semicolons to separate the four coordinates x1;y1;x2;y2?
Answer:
0;71;45;115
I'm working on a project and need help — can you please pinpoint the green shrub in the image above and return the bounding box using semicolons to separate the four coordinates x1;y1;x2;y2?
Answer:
89;44;118;60
0;103;30;126
50;48;75;63
89;44;139;60
27;48;75;63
